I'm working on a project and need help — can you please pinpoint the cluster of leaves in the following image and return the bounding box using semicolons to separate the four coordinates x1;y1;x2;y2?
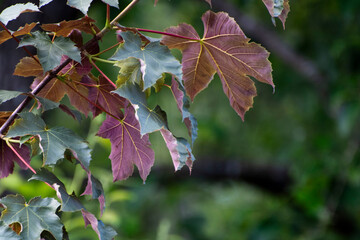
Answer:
0;0;289;239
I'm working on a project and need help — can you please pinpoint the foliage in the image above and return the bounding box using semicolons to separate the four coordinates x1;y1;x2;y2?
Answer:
0;0;290;239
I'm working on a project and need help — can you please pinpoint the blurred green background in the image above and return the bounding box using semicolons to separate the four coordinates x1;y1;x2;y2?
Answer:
1;0;360;239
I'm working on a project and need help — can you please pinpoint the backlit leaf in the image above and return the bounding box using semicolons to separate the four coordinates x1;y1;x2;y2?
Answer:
6;112;92;169
114;57;142;86
110;31;182;90
262;0;290;28
170;79;198;144
162;11;274;120
0;3;39;26
0;221;21;239
87;75;126;117
81;209;117;240
19;31;81;73
97;106;155;182
0;90;23;105
0;194;63;240
113;83;167;135
0;140;30;179
13;56;43;77
41;16;99;37
0;22;37;45
29;168;84;212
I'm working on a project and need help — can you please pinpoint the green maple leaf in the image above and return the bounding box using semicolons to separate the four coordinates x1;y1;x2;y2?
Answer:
110;31;182;90
113;83;167;135
6;112;91;169
0;194;63;240
67;0;118;15
19;31;81;73
0;221;21;239
0;90;23;105
29;168;84;212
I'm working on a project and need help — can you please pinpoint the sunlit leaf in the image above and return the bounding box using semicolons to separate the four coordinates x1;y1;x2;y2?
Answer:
81;209;117;240
6;112;92;169
101;0;119;8
29;168;84;212
0;3;39;26
110;31;182;90
97;106;154;182
0;194;63;240
67;0;93;15
162;11;274;120
19;31;81;73
39;0;53;8
0;140;30;179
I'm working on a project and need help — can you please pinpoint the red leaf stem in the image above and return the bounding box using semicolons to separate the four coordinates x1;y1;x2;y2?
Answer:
6;141;36;174
89;60;117;89
136;28;199;41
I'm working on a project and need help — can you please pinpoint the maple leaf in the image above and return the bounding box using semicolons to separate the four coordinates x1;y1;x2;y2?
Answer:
160;129;195;171
31;75;91;115
0;194;63;240
39;0;53;8
113;83;167;135
110;31;182;90
0;90;23;105
6;112;92;169
13;56;43;77
81;171;106;215
170;79;198;145
67;0;119;15
41;16;100;37
0;22;37;45
162;11;274;120
19;31;81;73
81;209;117;240
0;221;21;239
262;0;290;29
97;106;155;182
0;140;30;179
87;75;126;117
0;3;39;26
29;168;84;212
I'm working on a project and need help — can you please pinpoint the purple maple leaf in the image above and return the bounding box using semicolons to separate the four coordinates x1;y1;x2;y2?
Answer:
97;106;154;182
0;140;30;179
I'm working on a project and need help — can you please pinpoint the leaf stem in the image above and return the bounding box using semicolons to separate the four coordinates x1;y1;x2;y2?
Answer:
136;28;199;41
92;42;121;57
91;57;117;64
88;58;117;89
110;0;140;25
0;22;40;65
